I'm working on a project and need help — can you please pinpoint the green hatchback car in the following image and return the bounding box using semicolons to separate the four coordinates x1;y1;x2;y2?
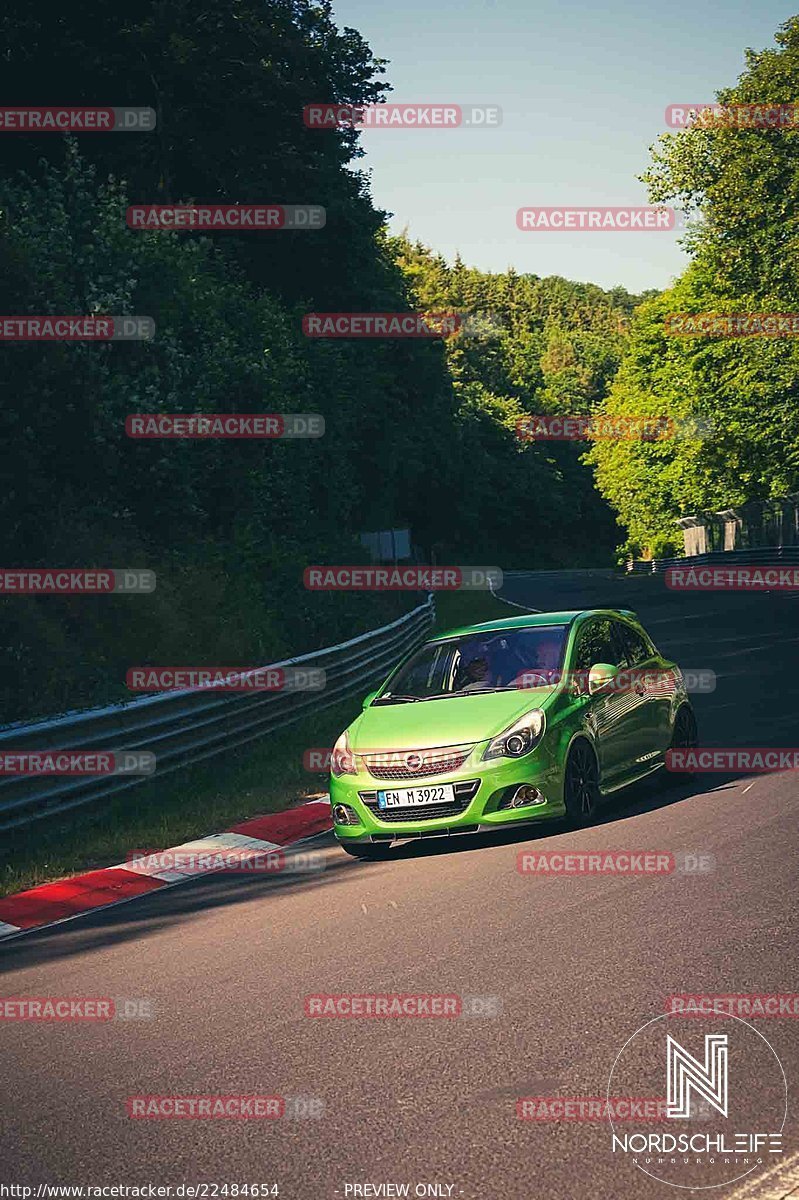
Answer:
330;609;697;858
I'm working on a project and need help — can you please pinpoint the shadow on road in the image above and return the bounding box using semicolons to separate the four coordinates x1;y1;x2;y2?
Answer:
0;765;741;970
355;767;745;863
2;568;794;969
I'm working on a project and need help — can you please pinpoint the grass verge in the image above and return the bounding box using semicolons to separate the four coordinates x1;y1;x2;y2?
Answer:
0;587;517;897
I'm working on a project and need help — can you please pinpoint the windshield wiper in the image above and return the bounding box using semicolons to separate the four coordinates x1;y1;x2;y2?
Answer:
419;686;521;700
374;685;527;705
459;685;521;693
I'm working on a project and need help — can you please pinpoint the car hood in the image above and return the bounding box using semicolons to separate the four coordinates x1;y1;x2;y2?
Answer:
349;689;553;751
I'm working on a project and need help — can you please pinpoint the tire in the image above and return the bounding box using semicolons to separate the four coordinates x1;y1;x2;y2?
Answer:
339;841;394;861
563;740;601;826
668;704;698;774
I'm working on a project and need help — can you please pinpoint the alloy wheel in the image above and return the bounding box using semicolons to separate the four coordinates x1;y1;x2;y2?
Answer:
565;741;600;824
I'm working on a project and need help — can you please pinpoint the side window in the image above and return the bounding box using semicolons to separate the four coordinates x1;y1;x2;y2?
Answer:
574;618;621;673
613;622;653;667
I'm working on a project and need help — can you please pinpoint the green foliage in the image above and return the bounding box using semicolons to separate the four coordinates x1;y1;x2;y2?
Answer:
0;0;392;306
0;149;439;720
590;16;799;554
643;17;799;300
391;236;640;565
0;3;643;721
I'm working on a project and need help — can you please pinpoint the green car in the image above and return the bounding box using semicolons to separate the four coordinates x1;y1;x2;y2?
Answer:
330;609;697;858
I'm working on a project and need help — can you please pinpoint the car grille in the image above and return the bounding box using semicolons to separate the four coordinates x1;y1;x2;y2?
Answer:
360;744;476;781
359;779;480;823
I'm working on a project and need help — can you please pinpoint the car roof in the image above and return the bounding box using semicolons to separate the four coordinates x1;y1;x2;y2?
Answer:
428;609;639;642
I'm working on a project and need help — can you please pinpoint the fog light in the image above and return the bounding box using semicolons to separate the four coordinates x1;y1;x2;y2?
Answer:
333;804;358;825
500;785;545;810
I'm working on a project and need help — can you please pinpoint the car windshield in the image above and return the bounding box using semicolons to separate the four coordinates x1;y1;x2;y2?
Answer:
377;626;569;701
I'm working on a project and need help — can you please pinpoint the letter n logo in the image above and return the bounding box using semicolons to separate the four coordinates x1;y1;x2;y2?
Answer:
666;1034;728;1118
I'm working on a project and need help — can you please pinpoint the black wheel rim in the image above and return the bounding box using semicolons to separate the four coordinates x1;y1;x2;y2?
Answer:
567;744;598;818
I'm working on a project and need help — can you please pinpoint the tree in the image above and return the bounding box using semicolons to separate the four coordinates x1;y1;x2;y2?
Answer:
589;16;799;555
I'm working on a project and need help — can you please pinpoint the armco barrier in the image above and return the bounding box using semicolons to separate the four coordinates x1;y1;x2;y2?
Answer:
0;594;435;832
625;546;799;574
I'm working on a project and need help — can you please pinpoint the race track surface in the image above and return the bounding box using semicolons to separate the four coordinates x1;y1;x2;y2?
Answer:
2;570;797;1200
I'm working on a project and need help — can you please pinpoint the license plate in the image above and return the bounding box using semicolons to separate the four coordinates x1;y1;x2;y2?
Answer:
377;784;456;810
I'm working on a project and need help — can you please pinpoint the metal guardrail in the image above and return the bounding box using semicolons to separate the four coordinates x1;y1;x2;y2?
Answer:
0;594;436;833
625;546;799;574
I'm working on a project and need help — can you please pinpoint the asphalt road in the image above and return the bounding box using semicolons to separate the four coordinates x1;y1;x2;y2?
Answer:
1;570;798;1200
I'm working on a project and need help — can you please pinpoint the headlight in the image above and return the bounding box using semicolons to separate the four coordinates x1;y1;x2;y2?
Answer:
331;728;357;776
482;709;545;760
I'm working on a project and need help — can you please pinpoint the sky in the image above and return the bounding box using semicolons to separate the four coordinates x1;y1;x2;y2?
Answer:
330;0;793;293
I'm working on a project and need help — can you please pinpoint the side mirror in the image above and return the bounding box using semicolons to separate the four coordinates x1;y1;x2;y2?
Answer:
362;690;379;709
588;662;619;696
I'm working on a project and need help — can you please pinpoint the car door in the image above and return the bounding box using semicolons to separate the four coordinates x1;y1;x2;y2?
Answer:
616;622;677;754
611;619;664;771
570;617;631;788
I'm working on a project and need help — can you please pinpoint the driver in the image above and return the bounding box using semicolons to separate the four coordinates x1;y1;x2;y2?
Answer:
514;636;563;689
459;656;492;691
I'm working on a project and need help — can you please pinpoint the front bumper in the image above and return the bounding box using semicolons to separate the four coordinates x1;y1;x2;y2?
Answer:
330;744;566;844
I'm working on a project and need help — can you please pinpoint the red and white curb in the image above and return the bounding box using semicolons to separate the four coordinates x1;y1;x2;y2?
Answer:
0;797;332;943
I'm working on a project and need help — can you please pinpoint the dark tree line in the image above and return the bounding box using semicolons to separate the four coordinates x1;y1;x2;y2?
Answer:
0;0;638;720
